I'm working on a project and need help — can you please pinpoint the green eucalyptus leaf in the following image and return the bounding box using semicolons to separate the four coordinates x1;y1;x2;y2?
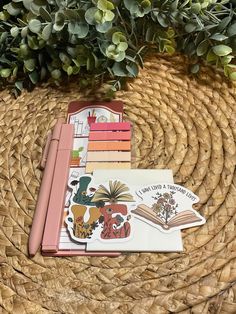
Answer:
221;55;233;65
191;3;201;14
197;40;209;56
42;23;52;40
190;64;200;74
156;13;168;28
112;62;129;76
39;7;52;22
12;66;19;78
15;81;23;91
72;66;80;74
165;45;175;54
24;59;36;71
213;45;232;57
96;21;112;33
19;44;29;57
66;66;73;76
217;16;231;32
185;23;196;33
126;62;139;77
141;0;151;9
0;68;12;78
97;0;114;11
104;10;115;22
27;36;39;50
85;7;97;25
227;23;236;37
117;42;128;51
29;70;39;84
23;0;33;10
114;51;125;62
10;26;19;37
51;69;61;79
94;10;103;23
112;32;126;44
0;11;10;21
53;12;65;31
3;3;21;16
206;50;217;63
210;33;228;41
21;27;28;37
68;22;89;38
28;19;42;33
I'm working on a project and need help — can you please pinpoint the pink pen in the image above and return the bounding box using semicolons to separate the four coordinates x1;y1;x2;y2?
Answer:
28;118;64;256
42;124;74;252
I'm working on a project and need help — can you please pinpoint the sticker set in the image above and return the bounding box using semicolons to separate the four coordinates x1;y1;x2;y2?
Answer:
65;171;205;251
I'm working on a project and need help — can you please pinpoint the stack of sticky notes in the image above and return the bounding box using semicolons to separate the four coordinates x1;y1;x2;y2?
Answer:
85;122;132;173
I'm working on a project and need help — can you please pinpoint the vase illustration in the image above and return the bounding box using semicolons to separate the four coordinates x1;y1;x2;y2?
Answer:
87;116;96;126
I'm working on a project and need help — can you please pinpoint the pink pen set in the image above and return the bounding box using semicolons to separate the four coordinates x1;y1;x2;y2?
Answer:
28;119;74;256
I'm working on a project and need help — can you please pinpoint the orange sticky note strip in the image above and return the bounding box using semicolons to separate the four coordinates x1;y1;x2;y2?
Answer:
88;141;131;151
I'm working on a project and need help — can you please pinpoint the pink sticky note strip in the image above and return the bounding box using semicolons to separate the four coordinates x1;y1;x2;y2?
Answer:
90;122;131;131
89;131;131;141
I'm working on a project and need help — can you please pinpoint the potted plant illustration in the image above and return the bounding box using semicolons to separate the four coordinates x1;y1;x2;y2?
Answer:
71;146;83;166
91;180;134;239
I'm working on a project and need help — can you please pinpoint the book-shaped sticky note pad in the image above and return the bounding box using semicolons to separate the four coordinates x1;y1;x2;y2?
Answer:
86;122;131;174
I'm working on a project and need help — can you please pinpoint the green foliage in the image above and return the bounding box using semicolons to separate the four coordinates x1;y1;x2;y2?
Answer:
1;0;236;96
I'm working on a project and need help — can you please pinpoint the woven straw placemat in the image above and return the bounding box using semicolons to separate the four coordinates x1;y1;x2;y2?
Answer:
0;54;236;314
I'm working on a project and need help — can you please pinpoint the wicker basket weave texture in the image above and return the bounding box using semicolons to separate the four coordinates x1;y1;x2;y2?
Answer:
0;55;236;313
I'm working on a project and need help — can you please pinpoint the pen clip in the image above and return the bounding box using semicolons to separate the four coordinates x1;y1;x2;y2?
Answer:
40;131;52;170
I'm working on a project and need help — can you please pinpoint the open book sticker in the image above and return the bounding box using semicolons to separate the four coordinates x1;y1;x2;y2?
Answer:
65;176;135;243
133;183;205;233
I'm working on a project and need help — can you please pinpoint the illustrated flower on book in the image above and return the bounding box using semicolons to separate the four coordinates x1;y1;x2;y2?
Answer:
132;183;205;232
